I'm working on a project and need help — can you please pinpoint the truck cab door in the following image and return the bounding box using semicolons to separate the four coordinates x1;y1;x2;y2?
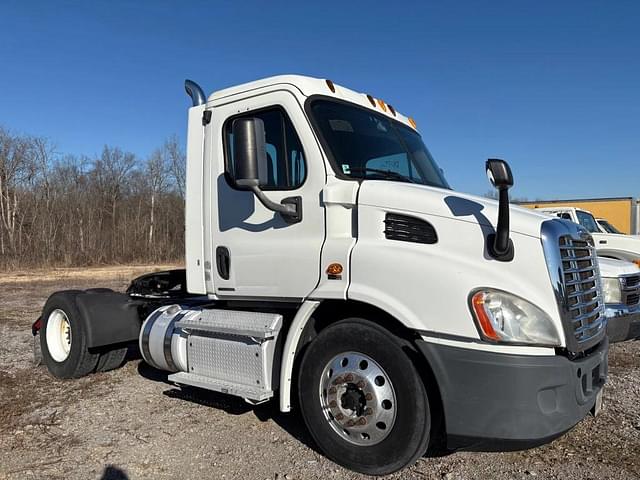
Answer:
208;91;326;299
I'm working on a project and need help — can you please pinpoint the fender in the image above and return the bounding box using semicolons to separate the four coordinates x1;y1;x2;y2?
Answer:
278;296;418;412
74;292;145;348
279;300;320;412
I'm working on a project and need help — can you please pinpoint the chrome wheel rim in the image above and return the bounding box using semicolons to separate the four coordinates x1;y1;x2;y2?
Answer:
319;351;397;446
46;309;72;362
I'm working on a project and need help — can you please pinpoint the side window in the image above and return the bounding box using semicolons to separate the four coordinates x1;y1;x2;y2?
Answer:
225;108;306;190
560;213;572;220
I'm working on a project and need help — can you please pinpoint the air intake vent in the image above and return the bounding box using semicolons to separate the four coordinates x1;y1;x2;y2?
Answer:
384;213;437;244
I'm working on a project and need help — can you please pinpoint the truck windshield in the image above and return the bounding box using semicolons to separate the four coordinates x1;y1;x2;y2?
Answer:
309;100;449;188
575;210;600;233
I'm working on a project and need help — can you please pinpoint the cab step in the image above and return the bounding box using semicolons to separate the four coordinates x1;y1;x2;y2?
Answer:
168;372;273;401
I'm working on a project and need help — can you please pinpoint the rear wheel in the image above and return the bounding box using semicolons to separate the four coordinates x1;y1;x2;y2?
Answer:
40;292;99;378
298;318;431;475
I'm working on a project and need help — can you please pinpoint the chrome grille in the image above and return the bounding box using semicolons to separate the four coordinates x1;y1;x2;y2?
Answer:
624;275;640;288
621;274;640;307
559;236;605;344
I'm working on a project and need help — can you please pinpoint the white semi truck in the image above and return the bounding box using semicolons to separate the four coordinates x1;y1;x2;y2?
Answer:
33;76;608;475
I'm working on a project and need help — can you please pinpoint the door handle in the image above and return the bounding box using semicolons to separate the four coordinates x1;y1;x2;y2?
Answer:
216;246;231;280
599;240;607;244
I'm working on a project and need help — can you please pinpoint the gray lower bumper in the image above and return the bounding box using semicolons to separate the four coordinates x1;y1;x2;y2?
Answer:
416;337;608;451
605;305;640;343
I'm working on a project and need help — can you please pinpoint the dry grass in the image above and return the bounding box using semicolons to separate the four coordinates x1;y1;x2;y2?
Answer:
0;264;182;285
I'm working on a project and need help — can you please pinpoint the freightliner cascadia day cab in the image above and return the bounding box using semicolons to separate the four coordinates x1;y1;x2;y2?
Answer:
34;76;608;475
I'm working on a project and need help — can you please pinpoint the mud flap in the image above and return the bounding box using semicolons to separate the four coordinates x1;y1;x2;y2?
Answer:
591;388;604;417
33;332;42;366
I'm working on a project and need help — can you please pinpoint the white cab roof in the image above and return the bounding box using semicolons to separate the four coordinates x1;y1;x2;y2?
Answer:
207;74;417;131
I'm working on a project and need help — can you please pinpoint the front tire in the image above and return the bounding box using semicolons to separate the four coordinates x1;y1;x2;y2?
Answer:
298;318;431;475
40;292;99;378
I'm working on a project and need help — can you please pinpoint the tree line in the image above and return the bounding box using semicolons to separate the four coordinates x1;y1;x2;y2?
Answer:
0;126;186;269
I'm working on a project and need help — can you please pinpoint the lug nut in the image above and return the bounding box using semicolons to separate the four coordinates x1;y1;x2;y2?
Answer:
346;419;355;427
329;400;337;408
364;407;373;416
358;417;367;426
333;376;344;385
365;393;373;401
328;387;337;395
345;374;354;382
335;413;344;421
357;381;366;389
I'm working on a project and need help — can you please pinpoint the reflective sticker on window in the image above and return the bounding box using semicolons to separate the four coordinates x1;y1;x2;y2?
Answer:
342;164;351;174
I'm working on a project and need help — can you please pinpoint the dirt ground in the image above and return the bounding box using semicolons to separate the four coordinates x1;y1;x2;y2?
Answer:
1;266;639;480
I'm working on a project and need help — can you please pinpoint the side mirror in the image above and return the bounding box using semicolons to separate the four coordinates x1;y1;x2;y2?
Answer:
230;117;302;224
486;158;514;261
232;117;268;189
486;159;513;190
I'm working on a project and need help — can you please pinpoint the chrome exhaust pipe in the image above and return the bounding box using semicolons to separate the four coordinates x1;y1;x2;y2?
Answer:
184;79;206;107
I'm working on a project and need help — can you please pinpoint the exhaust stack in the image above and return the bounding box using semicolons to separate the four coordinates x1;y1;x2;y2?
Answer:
184;79;206;107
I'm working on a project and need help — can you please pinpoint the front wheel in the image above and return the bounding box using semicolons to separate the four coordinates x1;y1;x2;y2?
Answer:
298;318;431;475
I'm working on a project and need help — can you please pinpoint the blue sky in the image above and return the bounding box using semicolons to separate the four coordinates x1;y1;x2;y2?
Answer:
1;1;638;199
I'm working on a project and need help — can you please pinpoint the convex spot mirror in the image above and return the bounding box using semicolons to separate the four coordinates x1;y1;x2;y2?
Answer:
232;117;269;189
486;159;513;190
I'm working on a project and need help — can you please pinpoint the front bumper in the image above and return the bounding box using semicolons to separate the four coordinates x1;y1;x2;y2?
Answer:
605;304;640;342
416;337;608;451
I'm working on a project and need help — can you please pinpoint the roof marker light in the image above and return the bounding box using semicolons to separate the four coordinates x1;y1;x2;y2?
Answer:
326;79;336;93
408;117;417;129
387;104;396;116
366;94;376;107
377;99;388;112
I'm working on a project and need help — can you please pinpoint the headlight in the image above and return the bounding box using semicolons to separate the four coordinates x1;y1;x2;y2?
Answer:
470;289;561;346
601;277;622;304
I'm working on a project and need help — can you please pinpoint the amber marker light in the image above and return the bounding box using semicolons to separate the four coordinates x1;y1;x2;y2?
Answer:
325;79;336;93
471;292;500;341
366;94;376;107
634;259;640;268
326;263;343;276
377;99;388;112
408;117;417;129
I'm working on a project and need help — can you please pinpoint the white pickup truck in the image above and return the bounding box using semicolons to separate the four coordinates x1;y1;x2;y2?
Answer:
598;257;640;342
536;207;640;266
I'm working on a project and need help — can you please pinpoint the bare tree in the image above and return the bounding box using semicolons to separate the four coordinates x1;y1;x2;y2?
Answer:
0;128;186;270
165;135;186;200
0;128;35;258
145;146;171;254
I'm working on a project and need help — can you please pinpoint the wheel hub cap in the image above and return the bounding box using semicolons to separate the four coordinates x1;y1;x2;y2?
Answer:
46;309;72;362
319;352;397;445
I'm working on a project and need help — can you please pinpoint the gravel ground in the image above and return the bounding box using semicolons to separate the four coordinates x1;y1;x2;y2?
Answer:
1;266;639;480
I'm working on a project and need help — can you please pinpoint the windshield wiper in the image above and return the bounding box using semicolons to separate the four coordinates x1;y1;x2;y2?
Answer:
351;167;418;184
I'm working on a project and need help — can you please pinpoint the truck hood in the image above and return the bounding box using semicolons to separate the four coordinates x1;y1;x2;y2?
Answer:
357;181;549;238
598;256;640;278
